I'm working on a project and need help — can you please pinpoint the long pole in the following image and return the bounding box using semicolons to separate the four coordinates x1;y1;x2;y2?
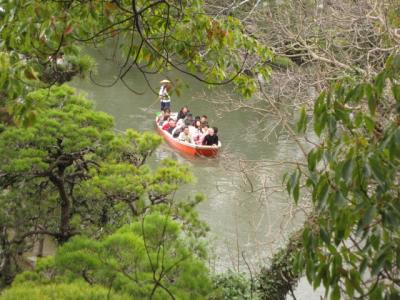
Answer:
144;97;160;112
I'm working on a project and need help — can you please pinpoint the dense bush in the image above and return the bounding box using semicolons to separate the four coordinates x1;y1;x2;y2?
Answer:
0;282;130;300
257;232;302;300
212;270;258;300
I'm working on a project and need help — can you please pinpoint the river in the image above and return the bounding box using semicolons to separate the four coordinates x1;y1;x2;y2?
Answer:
71;47;322;299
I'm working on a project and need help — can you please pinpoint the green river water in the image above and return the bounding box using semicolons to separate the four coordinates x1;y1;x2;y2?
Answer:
70;47;305;273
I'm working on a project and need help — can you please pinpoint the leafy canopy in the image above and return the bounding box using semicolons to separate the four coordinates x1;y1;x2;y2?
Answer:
0;0;272;124
0;85;202;287
288;54;400;300
0;282;131;300
6;211;213;300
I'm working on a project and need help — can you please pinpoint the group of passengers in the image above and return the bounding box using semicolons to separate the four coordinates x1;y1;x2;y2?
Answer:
157;106;219;146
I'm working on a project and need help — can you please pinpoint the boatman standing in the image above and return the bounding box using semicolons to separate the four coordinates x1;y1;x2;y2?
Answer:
159;79;172;111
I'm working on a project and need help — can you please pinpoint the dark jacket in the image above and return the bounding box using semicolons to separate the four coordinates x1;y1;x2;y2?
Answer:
173;127;182;138
167;126;176;135
184;118;193;126
177;111;188;120
202;134;218;146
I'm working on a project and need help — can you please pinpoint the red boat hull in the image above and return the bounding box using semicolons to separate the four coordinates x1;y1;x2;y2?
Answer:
155;121;220;157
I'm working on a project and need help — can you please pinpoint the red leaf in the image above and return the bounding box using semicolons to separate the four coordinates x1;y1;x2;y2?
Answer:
64;25;73;35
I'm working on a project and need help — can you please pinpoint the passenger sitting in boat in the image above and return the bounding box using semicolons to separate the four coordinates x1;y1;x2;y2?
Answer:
172;121;184;138
192;120;203;144
198;124;209;144
162;118;175;133
158;108;171;126
178;126;193;144
202;127;219;146
167;120;177;134
201;123;209;134
175;118;184;129
201;120;209;129
200;115;208;125
177;106;189;120
184;113;194;126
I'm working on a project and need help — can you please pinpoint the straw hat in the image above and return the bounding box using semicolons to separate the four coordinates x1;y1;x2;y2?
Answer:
160;79;171;84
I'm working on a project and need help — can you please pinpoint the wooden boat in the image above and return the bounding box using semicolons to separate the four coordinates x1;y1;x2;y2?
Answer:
155;117;221;157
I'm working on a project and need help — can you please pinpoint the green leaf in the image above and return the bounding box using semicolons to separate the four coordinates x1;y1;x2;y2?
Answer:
364;83;374;103
313;92;329;136
296;106;307;134
314;111;328;137
344;278;355;298
293;179;300;204
333;102;349;123
369;284;384;300
392;84;400;103
328;114;337;137
360;205;377;229
359;258;368;274
308;148;323;172
345;84;364;103
314;176;329;209
371;248;387;276
331;285;340;300
369;156;385;185
302;227;311;249
287;169;301;204
342;158;353;184
354;112;363;127
308;150;317;172
368;93;377;115
364;116;375;133
374;71;386;97
306;257;315;283
335;191;347;207
349;270;363;294
320;227;330;245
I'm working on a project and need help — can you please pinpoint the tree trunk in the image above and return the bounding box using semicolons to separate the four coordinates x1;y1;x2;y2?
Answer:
49;173;72;244
57;179;71;244
36;235;45;257
0;249;14;288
